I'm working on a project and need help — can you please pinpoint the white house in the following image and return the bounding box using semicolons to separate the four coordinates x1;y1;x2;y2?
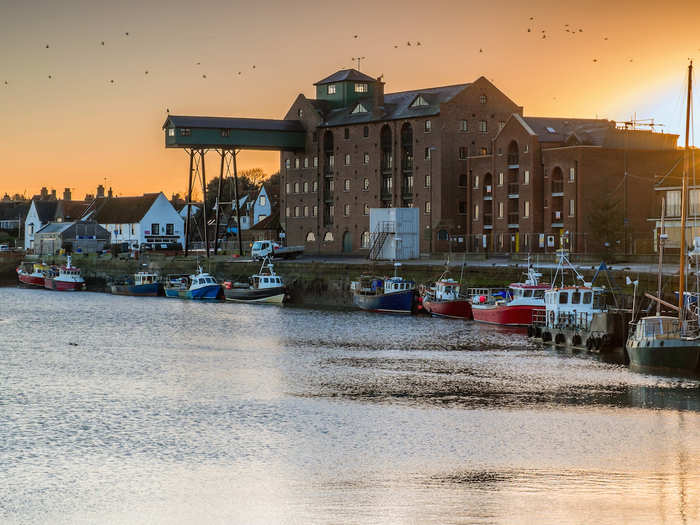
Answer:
24;200;90;251
82;192;184;249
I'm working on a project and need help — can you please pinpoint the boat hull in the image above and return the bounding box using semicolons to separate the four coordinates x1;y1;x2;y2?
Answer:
627;340;700;374
17;273;45;287
44;278;85;291
110;283;162;296
471;304;543;326
353;290;416;314
224;286;285;304
165;284;221;300
424;298;473;319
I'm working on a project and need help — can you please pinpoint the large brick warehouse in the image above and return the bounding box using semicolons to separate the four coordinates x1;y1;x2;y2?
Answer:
280;68;680;256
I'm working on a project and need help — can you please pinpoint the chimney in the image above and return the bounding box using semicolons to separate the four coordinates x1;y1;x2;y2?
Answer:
97;184;105;198
50;189;57;200
63;187;72;201
108;187;113;198
372;78;385;118
40;187;48;199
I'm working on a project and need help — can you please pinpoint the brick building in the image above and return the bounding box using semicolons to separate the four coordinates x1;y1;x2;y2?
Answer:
468;115;679;254
280;69;522;254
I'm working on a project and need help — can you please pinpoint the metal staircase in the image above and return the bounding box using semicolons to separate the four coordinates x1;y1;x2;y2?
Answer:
368;221;395;260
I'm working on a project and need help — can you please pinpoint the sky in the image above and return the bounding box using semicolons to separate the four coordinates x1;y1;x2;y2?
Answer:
1;0;699;200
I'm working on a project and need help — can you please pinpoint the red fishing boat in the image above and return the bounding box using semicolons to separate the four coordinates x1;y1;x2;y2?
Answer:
470;263;548;326
17;262;50;287
44;256;86;291
423;277;472;319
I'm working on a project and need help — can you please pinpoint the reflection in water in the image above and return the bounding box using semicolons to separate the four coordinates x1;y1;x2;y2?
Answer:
1;288;699;524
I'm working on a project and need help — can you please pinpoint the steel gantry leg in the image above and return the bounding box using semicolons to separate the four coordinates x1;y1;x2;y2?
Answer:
184;149;194;256
213;150;225;255
199;149;209;258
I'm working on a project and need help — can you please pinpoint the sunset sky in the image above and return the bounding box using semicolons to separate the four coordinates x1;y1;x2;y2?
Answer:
1;0;699;200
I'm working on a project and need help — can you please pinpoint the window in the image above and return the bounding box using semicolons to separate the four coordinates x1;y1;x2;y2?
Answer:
569;199;575;216
459;120;468;132
329;155;335;168
344;128;350;140
344;179;350;191
328;179;335;191
425;120;432;132
363;126;369;137
352;103;368;114
327;84;336;94
258;215;266;222
459;147;468;160
285;158;291;169
180;128;191;136
546;126;556;133
304;157;309;168
474;175;479;189
479;147;488;155
313;156;318;168
294;158;300;169
286;183;290;194
474;204;479;220
363;178;369;191
306;232;315;242
524;170;530;185
498;172;504;186
355;83;368;93
363;203;369;215
304;205;309;217
363;153;369;164
425;147;433;160
151;223;159;235
498;121;505;131
498;202;504;218
303;182;309;193
168;128;175;137
459;201;467;214
479;120;487;133
361;231;370;248
459;174;468;187
313;180;318;192
285;207;290;217
294;182;300;193
479;94;487;104
294;206;300;217
313;205;318;216
344;153;351;165
410;95;429;107
667;190;681;216
313;131;318;142
524;144;529;153
297;108;303;118
425;174;431;188
425;201;431;214
583;292;592;304
166;223;174;235
569;167;576;181
324;231;334;241
559;292;568;304
572;291;581;305
524;200;530;218
344;204;351;216
260;195;266;206
438;230;448;241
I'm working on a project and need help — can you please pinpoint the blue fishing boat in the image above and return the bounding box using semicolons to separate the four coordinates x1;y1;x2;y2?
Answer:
164;267;222;300
351;264;417;314
109;271;163;296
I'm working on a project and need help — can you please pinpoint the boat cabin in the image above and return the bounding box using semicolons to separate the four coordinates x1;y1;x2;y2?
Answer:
433;279;461;301
383;277;416;294
252;274;283;289
543;286;608;328
134;272;159;285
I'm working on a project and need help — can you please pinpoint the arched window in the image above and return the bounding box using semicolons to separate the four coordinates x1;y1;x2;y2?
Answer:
323;231;334;242
306;232;315;242
437;229;448;241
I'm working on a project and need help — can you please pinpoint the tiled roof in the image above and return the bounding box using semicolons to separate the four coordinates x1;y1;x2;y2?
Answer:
0;202;29;221
249;207;281;231
319;83;471;127
57;200;90;220
522;117;613;144
33;200;59;222
163;115;304;132
84;194;160;224
314;69;377;85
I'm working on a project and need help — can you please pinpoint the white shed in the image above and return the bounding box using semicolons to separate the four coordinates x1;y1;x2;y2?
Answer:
368;208;419;260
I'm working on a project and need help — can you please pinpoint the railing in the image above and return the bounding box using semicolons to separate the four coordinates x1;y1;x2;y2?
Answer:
380;189;392;200
552;181;563;193
402;157;413;171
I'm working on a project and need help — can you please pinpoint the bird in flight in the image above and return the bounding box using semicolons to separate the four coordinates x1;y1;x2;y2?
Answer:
48;74;52;79
407;41;411;46
125;32;129;36
100;41;105;46
479;48;483;53
145;70;149;75
527;28;531;32
354;35;358;39
202;74;207;79
237;71;242;75
416;41;421;46
252;65;256;69
394;45;398;48
593;58;598;62
109;79;115;84
196;62;201;66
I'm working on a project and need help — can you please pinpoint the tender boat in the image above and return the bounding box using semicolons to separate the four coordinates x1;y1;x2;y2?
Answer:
44;256;86;291
423;276;472;319
17;261;50;288
110;271;163;296
223;258;286;304
470;262;548;326
164;267;222;300
351;263;418;314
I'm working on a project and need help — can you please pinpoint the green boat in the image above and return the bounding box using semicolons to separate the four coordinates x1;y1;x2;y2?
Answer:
626;316;700;374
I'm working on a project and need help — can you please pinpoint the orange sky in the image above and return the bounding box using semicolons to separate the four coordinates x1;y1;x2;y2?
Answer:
1;0;699;200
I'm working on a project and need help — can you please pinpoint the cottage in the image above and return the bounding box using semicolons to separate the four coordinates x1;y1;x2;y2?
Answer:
34;221;110;255
24;199;91;251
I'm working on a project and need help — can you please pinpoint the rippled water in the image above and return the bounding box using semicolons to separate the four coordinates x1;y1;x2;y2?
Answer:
1;287;700;524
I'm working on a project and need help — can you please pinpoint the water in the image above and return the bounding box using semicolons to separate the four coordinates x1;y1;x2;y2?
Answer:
1;287;700;524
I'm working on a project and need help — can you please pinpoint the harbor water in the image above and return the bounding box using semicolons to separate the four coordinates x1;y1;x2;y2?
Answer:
1;287;700;524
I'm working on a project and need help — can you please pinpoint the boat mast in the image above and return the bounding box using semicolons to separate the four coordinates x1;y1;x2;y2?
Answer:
678;60;693;316
657;199;665;316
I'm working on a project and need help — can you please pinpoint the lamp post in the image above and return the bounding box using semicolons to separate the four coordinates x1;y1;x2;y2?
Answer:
428;145;437;254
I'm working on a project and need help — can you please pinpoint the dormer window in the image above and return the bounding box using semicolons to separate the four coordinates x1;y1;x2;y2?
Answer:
354;83;368;93
410;95;429;108
546;126;556;133
327;84;336;94
352;103;368;114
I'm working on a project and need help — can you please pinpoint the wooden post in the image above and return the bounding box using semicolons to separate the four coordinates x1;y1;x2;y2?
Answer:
213;150;225;255
232;150;243;256
200;149;209;258
184;149;194;256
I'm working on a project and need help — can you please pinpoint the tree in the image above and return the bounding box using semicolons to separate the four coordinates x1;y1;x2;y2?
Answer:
587;195;624;255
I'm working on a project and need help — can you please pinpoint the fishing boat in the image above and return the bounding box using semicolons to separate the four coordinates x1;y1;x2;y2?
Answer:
223;258;286;304
626;61;700;375
470;261;548;326
16;261;50;288
109;271;163;296
44;256;86;291
351;263;418;314
164;267;222;300
423;275;472;319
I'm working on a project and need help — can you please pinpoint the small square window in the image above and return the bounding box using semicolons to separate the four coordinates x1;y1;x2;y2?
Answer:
180;128;191;136
327;84;336;94
168;128;175;137
354;83;368;93
479;94;487;104
363;153;369;164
